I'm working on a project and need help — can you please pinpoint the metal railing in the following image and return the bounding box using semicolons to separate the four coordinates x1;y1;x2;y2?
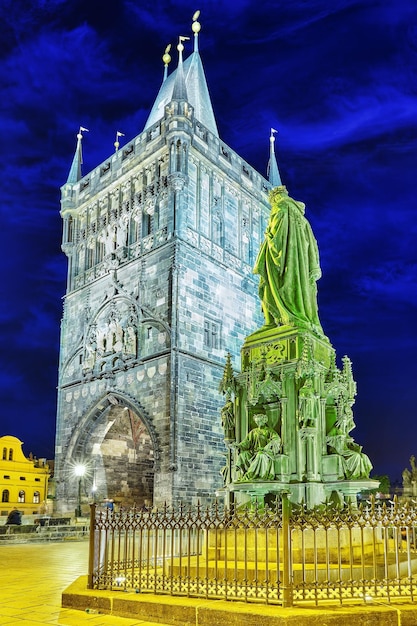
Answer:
87;496;417;606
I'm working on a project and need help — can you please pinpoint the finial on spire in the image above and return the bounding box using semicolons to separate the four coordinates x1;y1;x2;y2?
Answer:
172;36;189;101
114;131;125;152
66;126;89;184
268;127;283;188
192;10;201;52
162;44;172;82
178;35;190;55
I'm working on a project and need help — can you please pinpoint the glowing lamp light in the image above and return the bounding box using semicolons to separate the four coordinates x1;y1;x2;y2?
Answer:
74;464;86;478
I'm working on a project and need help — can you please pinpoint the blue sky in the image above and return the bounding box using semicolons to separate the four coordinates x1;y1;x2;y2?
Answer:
0;0;416;482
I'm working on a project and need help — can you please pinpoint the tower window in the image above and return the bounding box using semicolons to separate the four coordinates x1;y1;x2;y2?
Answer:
204;319;221;350
2;448;6;460
8;449;13;461
67;216;74;243
143;213;152;237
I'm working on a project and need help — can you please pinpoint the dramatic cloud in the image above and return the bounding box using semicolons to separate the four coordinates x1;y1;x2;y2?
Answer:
0;0;415;481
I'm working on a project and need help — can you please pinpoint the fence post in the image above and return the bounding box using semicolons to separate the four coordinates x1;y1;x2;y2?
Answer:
281;492;293;607
87;503;96;589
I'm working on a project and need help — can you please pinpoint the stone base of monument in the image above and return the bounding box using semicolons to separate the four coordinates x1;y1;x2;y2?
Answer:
219;478;379;509
219;316;378;511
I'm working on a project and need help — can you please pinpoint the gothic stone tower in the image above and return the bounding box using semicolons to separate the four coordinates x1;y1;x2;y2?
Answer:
54;18;272;513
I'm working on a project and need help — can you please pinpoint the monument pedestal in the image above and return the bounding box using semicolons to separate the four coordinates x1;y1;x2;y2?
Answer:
219;324;378;509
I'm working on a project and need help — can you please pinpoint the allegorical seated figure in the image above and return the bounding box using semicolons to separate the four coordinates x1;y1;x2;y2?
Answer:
327;433;372;479
235;413;281;481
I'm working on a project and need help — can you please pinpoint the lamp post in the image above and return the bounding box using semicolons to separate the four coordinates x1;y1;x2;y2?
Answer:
74;464;86;517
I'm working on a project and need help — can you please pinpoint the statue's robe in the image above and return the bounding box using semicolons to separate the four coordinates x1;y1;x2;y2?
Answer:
254;188;322;334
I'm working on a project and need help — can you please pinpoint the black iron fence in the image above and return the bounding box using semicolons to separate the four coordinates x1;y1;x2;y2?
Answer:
87;496;417;606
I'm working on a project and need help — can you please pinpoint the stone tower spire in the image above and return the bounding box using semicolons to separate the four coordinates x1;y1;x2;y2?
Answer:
144;12;218;136
267;128;282;187
66;126;88;184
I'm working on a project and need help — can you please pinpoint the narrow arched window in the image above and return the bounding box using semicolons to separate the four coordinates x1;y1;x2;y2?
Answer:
33;491;40;504
1;489;9;503
2;448;6;460
18;490;25;503
8;449;13;461
68;216;74;243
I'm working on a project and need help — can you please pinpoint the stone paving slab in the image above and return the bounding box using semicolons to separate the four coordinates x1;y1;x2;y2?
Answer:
0;541;169;625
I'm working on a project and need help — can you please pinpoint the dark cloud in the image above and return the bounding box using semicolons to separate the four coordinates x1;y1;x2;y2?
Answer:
0;0;415;480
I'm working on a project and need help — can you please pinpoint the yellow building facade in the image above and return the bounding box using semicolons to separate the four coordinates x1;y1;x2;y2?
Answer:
0;435;49;517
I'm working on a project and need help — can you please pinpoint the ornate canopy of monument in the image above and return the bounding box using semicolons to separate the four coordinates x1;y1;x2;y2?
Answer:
219;177;378;509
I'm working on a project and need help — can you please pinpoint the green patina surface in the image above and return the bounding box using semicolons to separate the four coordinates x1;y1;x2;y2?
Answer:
219;186;377;509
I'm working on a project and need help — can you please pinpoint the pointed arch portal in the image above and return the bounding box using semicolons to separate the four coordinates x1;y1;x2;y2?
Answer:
67;393;156;509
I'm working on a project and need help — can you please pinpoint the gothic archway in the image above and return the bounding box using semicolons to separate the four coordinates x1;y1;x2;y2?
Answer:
64;392;157;509
95;404;154;507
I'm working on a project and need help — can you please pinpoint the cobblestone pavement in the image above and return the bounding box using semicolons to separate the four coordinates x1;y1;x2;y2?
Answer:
0;540;170;625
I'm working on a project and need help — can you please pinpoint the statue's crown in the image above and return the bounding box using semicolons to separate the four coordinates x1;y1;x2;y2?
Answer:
269;185;288;204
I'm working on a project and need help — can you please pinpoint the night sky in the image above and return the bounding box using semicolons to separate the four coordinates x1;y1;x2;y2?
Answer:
1;0;416;484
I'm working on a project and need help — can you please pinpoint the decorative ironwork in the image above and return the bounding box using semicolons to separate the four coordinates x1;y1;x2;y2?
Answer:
88;497;417;606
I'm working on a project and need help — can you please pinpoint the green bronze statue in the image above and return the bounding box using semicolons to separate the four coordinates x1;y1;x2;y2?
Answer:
235;414;281;481
253;186;323;335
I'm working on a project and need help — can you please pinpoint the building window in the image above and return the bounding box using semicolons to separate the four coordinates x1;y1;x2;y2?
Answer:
33;491;40;504
8;449;13;461
142;212;152;237
20;476;26;481
3;475;10;479
2;448;6;460
18;490;25;503
204;319;221;350
86;247;94;269
35;478;41;482
68;216;74;243
2;490;9;503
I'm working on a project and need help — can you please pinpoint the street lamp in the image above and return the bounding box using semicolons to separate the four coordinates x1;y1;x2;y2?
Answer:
74;464;86;517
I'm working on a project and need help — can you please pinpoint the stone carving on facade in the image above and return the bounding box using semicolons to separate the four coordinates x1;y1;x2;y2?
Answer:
248;362;282;406
81;301;139;376
116;217;128;248
168;172;187;192
99;226;116;256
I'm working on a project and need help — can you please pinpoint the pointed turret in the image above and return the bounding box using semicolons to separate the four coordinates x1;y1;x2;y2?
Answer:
172;36;189;101
66;127;88;184
267;128;282;187
144;12;218;136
